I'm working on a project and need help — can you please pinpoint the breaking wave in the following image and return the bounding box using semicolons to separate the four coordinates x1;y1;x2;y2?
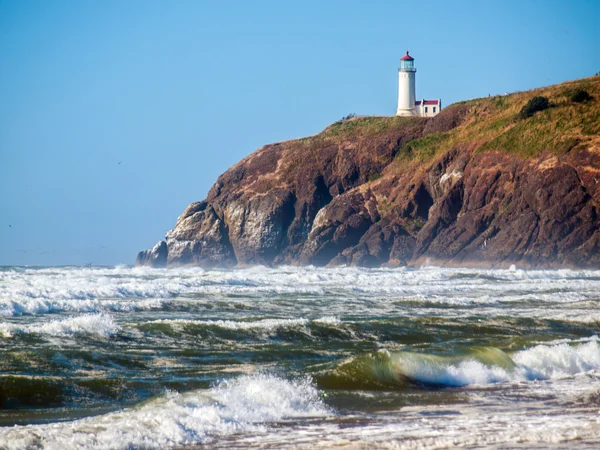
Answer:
2;265;600;317
317;339;600;389
0;374;329;450
135;316;356;343
0;314;118;339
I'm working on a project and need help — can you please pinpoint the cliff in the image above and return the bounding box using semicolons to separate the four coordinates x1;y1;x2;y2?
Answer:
138;76;600;269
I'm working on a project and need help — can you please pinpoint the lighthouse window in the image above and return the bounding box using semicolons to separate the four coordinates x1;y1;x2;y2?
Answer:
425;107;428;113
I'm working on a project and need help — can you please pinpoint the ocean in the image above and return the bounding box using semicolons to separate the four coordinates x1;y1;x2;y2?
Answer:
1;264;600;448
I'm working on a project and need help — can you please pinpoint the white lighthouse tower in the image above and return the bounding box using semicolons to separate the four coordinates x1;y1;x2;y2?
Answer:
396;51;441;117
396;51;417;116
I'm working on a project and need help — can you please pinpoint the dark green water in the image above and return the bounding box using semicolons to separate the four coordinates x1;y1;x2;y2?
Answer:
1;265;600;448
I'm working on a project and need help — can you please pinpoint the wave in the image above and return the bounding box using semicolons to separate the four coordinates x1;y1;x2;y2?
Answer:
2;265;600;317
317;340;600;389
137;316;354;342
0;314;118;339
0;374;329;450
147;316;340;330
0;297;167;317
514;340;600;379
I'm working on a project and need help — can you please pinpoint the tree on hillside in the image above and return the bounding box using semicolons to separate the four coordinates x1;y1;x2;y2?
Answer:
518;96;550;119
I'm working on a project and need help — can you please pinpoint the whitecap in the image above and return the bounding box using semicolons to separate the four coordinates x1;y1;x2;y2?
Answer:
0;314;118;339
514;340;600;379
397;341;600;387
0;374;329;450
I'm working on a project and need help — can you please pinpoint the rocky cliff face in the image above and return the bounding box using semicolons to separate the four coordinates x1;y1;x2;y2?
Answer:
138;76;600;269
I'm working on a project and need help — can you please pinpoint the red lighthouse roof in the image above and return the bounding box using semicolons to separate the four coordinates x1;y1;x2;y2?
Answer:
400;51;414;61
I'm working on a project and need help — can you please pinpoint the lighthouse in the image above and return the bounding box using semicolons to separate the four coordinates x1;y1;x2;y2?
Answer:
396;51;441;117
396;51;416;116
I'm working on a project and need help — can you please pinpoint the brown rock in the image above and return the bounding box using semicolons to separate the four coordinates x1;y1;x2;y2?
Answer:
136;241;168;268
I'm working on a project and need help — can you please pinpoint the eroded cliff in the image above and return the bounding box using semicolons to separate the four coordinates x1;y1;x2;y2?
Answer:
137;76;600;269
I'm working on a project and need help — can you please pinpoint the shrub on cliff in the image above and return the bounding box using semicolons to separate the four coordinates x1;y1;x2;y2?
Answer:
518;96;550;119
570;89;592;103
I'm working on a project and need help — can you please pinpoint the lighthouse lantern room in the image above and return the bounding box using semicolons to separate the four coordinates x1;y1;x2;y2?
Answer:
400;52;414;71
396;51;441;117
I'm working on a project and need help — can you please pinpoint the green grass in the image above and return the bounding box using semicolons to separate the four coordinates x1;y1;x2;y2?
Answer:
396;132;450;162
476;79;600;157
298;75;600;181
323;116;417;139
368;171;382;182
438;76;600;159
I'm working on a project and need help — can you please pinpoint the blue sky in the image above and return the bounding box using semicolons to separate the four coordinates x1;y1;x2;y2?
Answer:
1;0;599;266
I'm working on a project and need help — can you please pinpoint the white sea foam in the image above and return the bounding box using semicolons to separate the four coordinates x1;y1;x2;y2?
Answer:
395;340;600;387
223;396;600;449
514;340;600;379
0;314;118;338
398;357;514;387
0;267;595;298
313;316;341;324
0;374;329;450
149;316;340;330
150;317;308;330
0;297;166;317
5;266;595;340
144;316;346;341
2;265;600;323
1;265;600;448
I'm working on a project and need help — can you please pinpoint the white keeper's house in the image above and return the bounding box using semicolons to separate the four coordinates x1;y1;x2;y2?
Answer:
396;51;441;117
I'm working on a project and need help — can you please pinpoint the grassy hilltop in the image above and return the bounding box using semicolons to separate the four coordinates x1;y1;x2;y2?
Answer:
320;75;600;161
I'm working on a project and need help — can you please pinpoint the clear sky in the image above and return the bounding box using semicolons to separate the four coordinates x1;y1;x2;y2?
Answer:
1;0;599;266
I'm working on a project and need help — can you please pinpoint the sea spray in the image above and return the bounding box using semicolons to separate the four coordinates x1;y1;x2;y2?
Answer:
3;265;600;317
514;340;600;378
2;265;600;448
0;313;118;338
0;374;329;450
317;342;600;389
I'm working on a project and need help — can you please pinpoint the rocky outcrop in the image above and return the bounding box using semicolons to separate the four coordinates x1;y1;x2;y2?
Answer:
413;151;600;267
137;76;600;269
152;116;428;268
300;189;380;266
136;240;168;268
164;201;235;267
